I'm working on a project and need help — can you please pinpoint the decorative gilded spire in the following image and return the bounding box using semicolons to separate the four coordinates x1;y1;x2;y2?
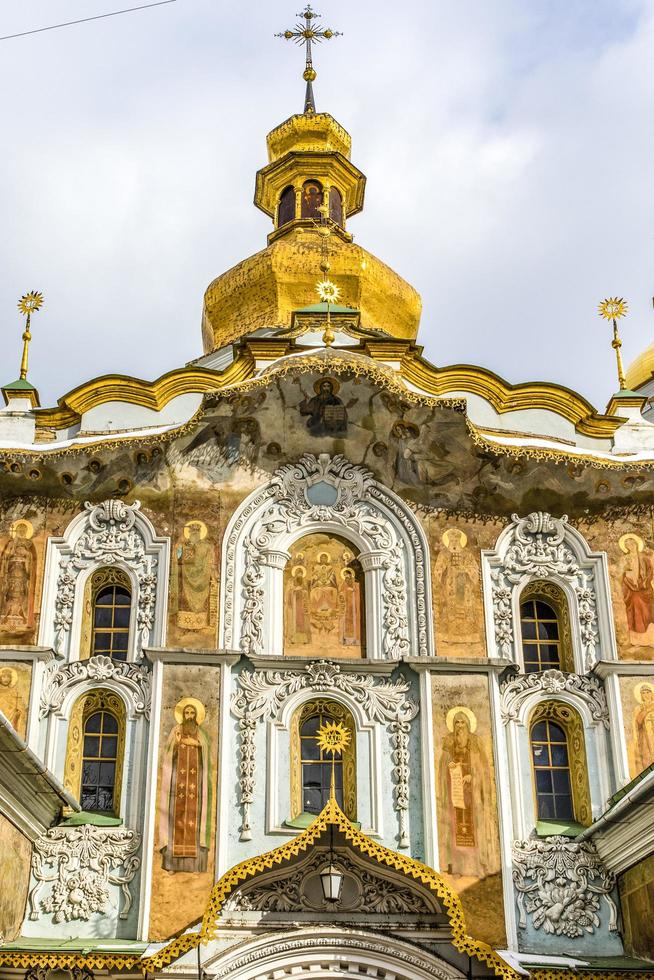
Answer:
276;5;342;114
16;291;44;382
598;297;628;390
316;720;350;800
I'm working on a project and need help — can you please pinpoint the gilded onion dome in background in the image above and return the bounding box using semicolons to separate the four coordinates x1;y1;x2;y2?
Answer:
201;110;422;353
625;341;654;392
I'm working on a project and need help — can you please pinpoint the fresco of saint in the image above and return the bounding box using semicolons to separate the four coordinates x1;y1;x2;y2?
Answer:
159;697;213;873
299;378;348;437
635;682;654;772
433;528;482;646
619;533;654;645
284;534;364;657
174;520;215;631
0;667;25;734
0;520;37;635
300;179;323;219
438;707;498;878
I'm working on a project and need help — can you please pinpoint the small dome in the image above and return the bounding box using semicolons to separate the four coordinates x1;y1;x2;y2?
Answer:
201;230;421;353
625;343;654;391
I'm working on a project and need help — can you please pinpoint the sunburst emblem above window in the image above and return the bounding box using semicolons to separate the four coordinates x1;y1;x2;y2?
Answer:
17;291;44;317
598;297;628;320
316;720;351;757
316;279;341;304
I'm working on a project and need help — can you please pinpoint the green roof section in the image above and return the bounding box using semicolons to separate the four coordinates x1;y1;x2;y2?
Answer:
295;302;360;314
2;378;38;392
59;809;123;827
606;760;654;809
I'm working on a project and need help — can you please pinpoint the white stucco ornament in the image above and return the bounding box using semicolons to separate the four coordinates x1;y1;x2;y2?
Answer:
499;669;609;727
39;654;152;719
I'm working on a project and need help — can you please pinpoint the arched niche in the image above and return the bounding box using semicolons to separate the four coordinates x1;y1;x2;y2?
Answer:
38;499;169;660
301;179;323;219
220;454;432;659
278;184;296;227
284;533;365;658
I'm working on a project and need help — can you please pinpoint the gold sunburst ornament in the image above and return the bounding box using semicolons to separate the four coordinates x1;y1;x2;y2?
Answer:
17;291;44;382
316;279;340;304
316;720;351;756
598;296;628;390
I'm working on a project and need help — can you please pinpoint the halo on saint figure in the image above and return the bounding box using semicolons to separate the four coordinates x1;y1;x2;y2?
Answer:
184;519;208;540
391;420;419;439
174;696;206;725
10;519;34;539
341;549;353;564
340;566;355;580
619;532;644;554
291;565;307;579
316;551;332;564
0;666;18;688
446;705;477;733
313;376;340;395
634;682;654;704
442;527;467;550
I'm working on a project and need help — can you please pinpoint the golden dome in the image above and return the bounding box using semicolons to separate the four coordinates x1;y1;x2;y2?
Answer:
201;229;421;353
625;343;654;391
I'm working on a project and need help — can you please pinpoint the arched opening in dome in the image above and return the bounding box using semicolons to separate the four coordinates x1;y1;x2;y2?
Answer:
329;186;343;227
278;185;296;227
301;179;323;219
284;532;365;658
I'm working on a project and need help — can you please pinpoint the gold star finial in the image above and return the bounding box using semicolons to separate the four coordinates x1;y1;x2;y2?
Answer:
16;291;44;382
598;296;628;390
276;5;342;113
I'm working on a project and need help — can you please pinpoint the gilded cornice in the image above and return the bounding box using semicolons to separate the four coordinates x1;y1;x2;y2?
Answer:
141;797;520;980
0;951;141;971
400;353;623;439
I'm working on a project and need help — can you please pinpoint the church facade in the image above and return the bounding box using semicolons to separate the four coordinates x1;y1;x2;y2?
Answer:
4;14;654;980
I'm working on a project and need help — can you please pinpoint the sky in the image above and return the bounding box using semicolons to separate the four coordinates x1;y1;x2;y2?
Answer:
1;0;653;411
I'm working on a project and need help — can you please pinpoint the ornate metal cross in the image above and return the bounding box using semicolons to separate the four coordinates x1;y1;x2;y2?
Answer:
276;5;342;112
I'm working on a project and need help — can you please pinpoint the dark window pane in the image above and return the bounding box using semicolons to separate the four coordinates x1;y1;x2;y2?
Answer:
82;761;99;784
538;796;555;819
115;589;131;605
301;716;320;736
552;769;572;793
547;722;566;742
102;714;119;734
93;632;111;651
535;601;556;619
86;713;102;733
83;735;100;758
532;722;548;741
554;795;573;819
99;762;116;785
96;787;114;812
535;770;553;793
101;736;118;759
301;738;320;761
96;587;114;604
114;607;131;628
94;607;113;628
520;600;536;619
112;632;129;650
111;649;127;662
81;788;98;810
521;620;537;640
550;744;570;767
303;787;322;813
538;620;559;640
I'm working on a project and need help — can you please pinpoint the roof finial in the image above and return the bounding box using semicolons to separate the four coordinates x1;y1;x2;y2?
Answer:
17;291;44;382
598;297;628;390
276;5;342;115
316;720;351;801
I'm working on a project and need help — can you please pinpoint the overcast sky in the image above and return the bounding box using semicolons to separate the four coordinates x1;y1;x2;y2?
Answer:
1;0;653;411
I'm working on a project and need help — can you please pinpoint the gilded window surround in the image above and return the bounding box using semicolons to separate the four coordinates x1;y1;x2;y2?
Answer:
290;699;357;821
63;688;126;817
520;580;574;674
529;700;591;828
80;566;132;661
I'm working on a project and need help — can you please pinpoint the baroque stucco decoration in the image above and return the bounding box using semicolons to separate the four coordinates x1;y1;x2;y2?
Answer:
512;836;617;939
27;824;141;924
483;512;615;671
499;668;609;728
231;660;419;845
225;848;436;914
220;453;431;659
39;499;169;659
38;654;152;720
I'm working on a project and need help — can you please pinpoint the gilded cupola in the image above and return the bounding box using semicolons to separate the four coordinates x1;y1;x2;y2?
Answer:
201;7;422;354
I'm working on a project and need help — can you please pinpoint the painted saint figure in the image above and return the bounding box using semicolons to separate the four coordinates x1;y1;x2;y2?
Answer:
0;667;23;733
433;528;482;645
309;553;339;633
340;567;361;645
437;707;497;878
619;533;654;640
299;379;348;437
0;520;36;634
175;520;215;631
285;567;311;645
635;682;654;772
159;698;212;873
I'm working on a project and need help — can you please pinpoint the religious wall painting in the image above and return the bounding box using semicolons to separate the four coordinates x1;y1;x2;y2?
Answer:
431;673;505;947
284;533;365;658
592;520;654;660
0;519;37;639
428;517;495;658
0;662;31;738
618;532;654;650
300;179;323;219
170;518;219;639
298;377;353;437
0;811;31;941
151;664;220;940
618;675;654;779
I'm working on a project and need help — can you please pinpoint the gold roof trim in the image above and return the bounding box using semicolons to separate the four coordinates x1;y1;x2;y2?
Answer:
0;951;140;971
401;354;623;439
141;797;519;979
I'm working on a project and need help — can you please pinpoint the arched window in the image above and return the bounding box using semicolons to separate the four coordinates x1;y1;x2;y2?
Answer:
290;699;356;821
284;533;365;657
519;582;573;673
64;690;126;816
300;179;323;219
329;186;343;226
83;568;132;661
529;701;590;828
278;185;296;227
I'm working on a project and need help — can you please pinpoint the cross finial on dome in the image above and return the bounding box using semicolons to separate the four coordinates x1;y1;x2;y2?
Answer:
275;5;342;114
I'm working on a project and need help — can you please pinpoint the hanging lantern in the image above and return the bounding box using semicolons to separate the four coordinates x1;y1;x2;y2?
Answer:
320;861;344;903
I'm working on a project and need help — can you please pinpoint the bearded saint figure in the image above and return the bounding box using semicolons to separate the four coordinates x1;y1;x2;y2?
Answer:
437;710;498;878
635;684;654;772
0;523;36;633
159;699;212;873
